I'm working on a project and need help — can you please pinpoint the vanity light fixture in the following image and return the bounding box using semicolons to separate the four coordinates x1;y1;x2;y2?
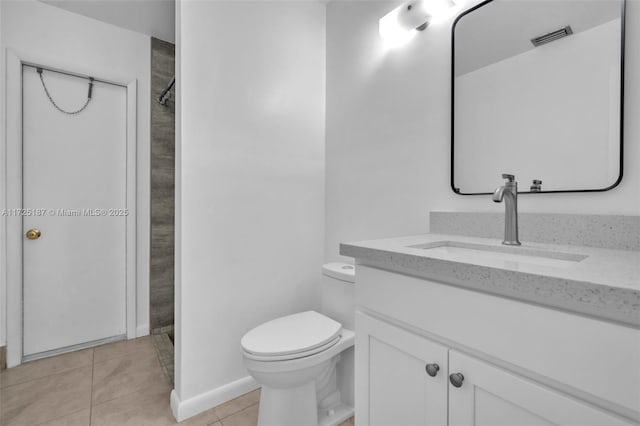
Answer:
379;0;457;48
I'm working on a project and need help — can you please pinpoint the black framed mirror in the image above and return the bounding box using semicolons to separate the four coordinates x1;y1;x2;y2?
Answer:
451;0;625;195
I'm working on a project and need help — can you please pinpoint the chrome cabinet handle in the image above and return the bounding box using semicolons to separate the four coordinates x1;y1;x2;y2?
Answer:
449;373;464;388
425;363;440;377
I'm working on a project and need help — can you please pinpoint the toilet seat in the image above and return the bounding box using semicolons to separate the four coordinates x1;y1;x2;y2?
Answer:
243;334;341;361
241;311;342;361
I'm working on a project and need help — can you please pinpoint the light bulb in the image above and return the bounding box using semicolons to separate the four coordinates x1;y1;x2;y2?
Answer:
379;5;419;48
378;0;458;48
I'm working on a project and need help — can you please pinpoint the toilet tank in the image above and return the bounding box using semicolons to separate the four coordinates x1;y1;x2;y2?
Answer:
320;262;355;330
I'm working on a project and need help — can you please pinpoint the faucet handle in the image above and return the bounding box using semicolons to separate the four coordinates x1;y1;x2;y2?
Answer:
530;179;542;192
501;173;515;182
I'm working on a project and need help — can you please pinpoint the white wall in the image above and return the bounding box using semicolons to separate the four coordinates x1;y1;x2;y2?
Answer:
174;1;325;419
325;0;640;262
0;0;151;346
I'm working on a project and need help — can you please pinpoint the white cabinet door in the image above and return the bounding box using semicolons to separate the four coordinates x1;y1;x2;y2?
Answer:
355;312;448;426
448;350;636;426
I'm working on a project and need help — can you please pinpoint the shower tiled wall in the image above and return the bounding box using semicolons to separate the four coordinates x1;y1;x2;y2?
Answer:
150;38;175;330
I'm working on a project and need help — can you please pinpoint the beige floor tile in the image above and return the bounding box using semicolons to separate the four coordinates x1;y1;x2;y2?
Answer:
92;350;167;405
220;404;259;426
90;388;172;426
91;387;218;426
36;409;91;426
214;389;261;420
93;336;155;364
0;365;92;426
339;416;355;426
180;408;222;426
0;348;93;388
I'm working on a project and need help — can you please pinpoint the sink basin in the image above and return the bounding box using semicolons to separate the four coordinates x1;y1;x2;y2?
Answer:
409;241;588;268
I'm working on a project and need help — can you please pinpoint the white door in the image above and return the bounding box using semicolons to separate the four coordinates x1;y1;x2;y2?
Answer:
448;350;635;426
356;313;448;426
22;65;128;358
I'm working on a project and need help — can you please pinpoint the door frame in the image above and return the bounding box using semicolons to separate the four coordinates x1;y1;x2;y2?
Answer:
2;50;138;367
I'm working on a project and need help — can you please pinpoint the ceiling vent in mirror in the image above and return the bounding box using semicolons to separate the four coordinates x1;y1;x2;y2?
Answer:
531;26;573;47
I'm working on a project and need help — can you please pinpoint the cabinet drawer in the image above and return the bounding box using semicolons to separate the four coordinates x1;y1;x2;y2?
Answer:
357;265;640;416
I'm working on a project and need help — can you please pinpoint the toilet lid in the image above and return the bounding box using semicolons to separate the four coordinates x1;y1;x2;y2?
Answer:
241;311;342;358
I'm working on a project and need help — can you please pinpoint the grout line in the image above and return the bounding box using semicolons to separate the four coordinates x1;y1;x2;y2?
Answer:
210;405;222;426
89;348;95;426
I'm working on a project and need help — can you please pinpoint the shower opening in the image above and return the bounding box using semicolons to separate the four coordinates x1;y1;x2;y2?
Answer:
150;37;176;385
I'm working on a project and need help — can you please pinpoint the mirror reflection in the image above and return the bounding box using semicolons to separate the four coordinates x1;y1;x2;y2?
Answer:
452;0;624;194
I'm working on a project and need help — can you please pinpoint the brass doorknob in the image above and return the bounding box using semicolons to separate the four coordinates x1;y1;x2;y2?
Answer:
26;229;41;240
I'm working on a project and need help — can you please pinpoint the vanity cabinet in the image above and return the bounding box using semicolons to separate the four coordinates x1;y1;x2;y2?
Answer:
448;350;633;426
357;313;636;426
357;313;448;426
354;265;640;426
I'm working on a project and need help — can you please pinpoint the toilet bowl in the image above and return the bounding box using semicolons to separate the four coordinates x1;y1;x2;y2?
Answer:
241;264;356;426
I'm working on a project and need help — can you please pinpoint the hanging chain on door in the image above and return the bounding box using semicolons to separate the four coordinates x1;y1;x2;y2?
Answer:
37;67;94;115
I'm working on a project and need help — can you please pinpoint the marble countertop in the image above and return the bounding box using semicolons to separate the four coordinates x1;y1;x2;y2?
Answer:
340;233;640;328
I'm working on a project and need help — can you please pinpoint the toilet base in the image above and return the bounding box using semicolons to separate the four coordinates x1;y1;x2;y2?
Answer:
257;383;354;426
258;381;317;426
318;402;354;426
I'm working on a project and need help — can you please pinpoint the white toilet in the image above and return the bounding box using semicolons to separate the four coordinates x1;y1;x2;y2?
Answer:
241;263;356;426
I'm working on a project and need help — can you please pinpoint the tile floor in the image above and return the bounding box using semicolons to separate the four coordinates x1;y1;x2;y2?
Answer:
0;337;354;426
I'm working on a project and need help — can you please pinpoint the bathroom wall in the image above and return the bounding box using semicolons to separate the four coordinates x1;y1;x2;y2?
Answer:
174;1;325;420
150;37;175;331
0;0;152;345
324;0;640;262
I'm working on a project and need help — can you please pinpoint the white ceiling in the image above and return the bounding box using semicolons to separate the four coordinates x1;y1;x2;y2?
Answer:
40;0;175;43
454;0;621;76
39;0;339;43
40;0;620;65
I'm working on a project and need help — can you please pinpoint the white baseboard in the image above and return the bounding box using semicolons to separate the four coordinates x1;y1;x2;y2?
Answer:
171;375;260;422
136;324;150;337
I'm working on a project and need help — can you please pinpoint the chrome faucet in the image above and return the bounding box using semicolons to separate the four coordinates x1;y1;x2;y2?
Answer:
493;174;521;246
